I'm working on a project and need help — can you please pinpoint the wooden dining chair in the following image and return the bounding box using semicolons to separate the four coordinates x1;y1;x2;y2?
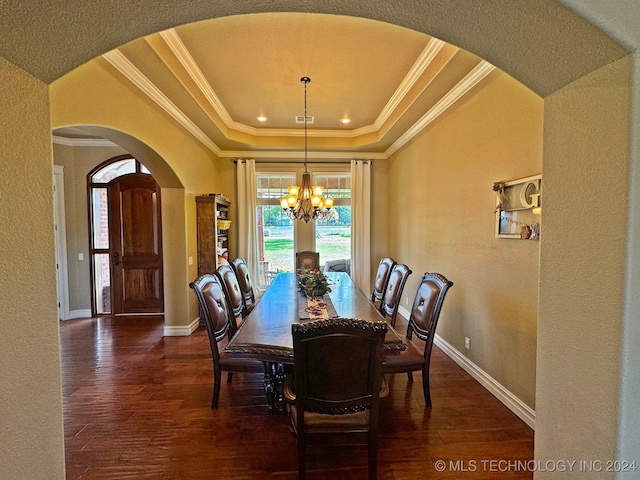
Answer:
379;263;412;328
371;257;396;308
215;264;246;335
382;272;453;407
189;274;264;408
230;257;257;316
284;318;388;480
296;251;320;271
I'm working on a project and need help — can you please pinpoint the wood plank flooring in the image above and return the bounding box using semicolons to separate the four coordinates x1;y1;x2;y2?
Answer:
61;316;533;479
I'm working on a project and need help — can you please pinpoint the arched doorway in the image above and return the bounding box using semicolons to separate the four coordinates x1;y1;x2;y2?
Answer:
88;155;164;315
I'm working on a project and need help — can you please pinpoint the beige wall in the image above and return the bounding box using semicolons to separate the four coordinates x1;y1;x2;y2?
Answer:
536;55;631;479
0;58;65;478
383;69;543;407
53;142;128;313
50;59;224;327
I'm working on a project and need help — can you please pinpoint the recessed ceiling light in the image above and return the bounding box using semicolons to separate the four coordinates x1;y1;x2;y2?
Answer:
257;115;268;122
340;118;351;124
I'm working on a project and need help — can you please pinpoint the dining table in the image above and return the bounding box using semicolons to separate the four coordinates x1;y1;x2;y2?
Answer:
225;271;406;412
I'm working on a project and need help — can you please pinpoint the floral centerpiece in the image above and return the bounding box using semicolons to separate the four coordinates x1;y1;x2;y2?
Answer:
298;269;332;297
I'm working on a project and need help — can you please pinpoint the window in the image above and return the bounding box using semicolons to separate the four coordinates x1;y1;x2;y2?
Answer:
313;174;351;271
254;168;352;288
256;174;296;288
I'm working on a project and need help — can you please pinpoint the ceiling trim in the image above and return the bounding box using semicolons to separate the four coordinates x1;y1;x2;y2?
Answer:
51;133;385;160
53;135;118;147
161;29;448;139
102;49;223;156
159;29;235;128
370;37;446;133
219;149;388;160
157;31;352;138
100;45;494;161
385;60;495;157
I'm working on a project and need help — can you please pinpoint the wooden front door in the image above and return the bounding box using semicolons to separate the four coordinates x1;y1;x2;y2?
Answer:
108;173;163;314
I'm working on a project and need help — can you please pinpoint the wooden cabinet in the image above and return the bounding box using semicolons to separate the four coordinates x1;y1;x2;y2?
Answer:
196;195;231;276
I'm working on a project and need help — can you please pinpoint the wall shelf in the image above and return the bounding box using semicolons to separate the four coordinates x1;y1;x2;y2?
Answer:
494;174;541;240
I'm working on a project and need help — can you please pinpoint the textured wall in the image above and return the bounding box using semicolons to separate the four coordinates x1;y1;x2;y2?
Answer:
0;58;65;479
50;59;221;327
385;69;543;407
536;55;631;479
53;142;127;313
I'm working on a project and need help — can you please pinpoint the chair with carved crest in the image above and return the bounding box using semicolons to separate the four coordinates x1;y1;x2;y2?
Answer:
284;318;388;480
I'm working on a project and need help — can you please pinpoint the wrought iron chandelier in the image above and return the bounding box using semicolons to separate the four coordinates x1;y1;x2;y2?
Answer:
279;77;334;223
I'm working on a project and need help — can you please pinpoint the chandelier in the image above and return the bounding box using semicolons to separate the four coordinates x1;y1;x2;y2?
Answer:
279;77;334;223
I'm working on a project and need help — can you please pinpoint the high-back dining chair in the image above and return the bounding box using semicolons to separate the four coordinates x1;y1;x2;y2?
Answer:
284;318;388;480
296;251;320;271
379;263;412;328
323;258;351;275
189;274;264;408
215;264;245;335
371;257;396;307
230;257;257;316
382;272;453;407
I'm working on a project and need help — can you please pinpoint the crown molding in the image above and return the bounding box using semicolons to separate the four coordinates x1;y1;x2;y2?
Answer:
217;149;387;160
102;49;223;156
162;29;360;138
372;37;446;132
52;135;118;147
52;133;384;160
99;45;493;161
162;29;447;140
385;60;495;157
159;30;235;128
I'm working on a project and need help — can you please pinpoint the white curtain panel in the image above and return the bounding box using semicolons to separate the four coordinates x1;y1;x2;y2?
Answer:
350;160;372;294
235;159;261;298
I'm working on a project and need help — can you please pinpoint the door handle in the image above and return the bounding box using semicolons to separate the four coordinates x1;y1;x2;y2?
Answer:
113;252;120;265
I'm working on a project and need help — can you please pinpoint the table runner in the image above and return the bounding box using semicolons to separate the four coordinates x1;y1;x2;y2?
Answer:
298;294;339;320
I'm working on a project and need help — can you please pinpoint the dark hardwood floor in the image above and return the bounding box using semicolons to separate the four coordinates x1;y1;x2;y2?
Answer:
61;316;533;479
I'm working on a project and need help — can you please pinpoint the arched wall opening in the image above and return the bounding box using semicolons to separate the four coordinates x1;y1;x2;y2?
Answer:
2;2;637;479
52;126;194;330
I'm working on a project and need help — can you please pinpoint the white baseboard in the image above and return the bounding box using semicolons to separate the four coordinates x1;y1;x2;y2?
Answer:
63;309;92;320
163;317;201;336
397;306;536;429
433;334;536;429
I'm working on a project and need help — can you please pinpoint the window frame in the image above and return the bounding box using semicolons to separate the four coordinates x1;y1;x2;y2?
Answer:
254;163;351;276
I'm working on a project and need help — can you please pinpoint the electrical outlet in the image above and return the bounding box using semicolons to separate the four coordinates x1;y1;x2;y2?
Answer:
464;337;470;350
405;297;409;305
188;256;193;265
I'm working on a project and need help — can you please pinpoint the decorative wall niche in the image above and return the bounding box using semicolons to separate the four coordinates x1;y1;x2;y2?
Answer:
494;174;541;239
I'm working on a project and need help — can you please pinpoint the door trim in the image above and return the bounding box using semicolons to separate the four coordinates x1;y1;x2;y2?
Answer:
54;165;70;320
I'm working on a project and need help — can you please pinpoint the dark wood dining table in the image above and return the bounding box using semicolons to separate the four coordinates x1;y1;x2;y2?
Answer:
225;271;405;411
